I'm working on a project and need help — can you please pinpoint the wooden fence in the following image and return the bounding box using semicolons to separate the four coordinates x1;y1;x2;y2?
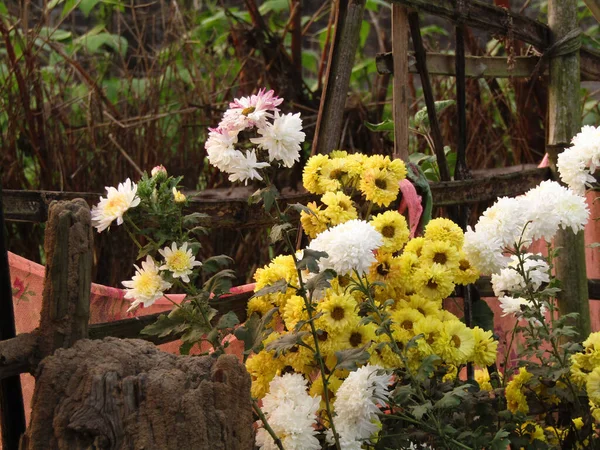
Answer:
2;0;600;448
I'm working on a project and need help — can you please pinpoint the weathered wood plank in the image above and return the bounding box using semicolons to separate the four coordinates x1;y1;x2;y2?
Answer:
376;51;600;82
392;5;410;161
390;0;549;49
3;167;554;224
0;333;38;380
311;0;367;155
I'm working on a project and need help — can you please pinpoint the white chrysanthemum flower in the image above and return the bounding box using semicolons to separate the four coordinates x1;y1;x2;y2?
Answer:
475;196;526;247
256;373;321;450
225;88;283;130
491;254;550;297
327;364;391;447
307;220;383;276
227;149;270;184
91;178;141;232
251;112;305;168
123;256;172;311
498;295;546;326
522;181;589;240
205;127;241;172
558;125;600;195
463;226;509;275
158;242;202;283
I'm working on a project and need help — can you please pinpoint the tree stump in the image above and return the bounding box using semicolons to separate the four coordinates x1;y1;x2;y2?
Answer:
20;338;253;450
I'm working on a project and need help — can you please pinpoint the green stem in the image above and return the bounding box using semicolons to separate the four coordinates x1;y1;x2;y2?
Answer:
252;399;285;450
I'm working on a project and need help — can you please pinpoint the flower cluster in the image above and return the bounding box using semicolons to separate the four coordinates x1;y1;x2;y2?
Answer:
244;152;498;448
255;374;321;450
205;89;305;184
463;180;589;274
571;331;600;423
557;125;600;195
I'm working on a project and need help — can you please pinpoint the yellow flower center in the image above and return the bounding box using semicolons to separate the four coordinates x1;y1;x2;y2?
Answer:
350;332;363;347
331;306;345;321
375;178;387;189
452;335;461;347
242;106;256;116
168;251;189;271
136;272;160;295
433;252;447;264
401;320;413;331
381;225;396;238
105;194;128;216
459;260;471;271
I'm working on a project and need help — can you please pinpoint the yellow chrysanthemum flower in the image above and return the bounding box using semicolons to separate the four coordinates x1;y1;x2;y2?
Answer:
413;316;446;357
280;340;315;375
247;296;275;318
345;153;368;181
570;352;595;387
300;201;328;239
506;367;533;414
330;150;348;158
419;239;460;272
471;326;498;367
519;422;546;443
475;368;493;391
319;157;349;192
583;331;600;366
442;320;475;365
369;338;404;369
454;252;480;285
423;217;465;249
397;251;420;292
368;252;404;290
587;367;600;405
403;237;426;257
391;308;425;343
370;210;410;253
322;191;358;226
302;154;331;194
413;264;455;302
254;255;298;310
406;294;440;318
359;168;401;207
315;328;347;357
340;322;378;351
246;348;285;399
282;295;309;330
442;364;458;382
316;291;359;333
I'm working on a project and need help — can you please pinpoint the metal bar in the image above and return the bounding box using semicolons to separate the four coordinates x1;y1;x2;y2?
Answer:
407;11;452;182
0;184;27;450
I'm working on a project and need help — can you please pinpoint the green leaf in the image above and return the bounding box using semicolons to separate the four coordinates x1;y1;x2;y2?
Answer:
265;331;311;356
202;255;233;274
77;32;128;56
365;119;394;132
60;0;78;18
297;248;328;273
259;0;288;14
490;430;511;450
181;322;211;343
252;278;288;298
270;223;293;244
183;212;210;226
0;1;7;15
472;298;495;332
216;311;239;330
234;308;279;354
38;27;72;42
411;401;432;420
392;384;415;405
203;269;236;295
433;386;468;410
416;354;441;381
141;313;179;338
414;100;456;129
334;345;371;371
79;0;100;16
305;269;336;300
47;0;65;9
262;185;279;213
179;341;194;355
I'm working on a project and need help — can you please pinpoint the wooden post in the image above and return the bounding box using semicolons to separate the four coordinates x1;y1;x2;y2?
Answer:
311;0;367;156
0;184;27;450
38;199;92;358
547;0;591;337
392;5;410;161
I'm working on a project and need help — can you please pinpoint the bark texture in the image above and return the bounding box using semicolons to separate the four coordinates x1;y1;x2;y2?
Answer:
20;338;253;450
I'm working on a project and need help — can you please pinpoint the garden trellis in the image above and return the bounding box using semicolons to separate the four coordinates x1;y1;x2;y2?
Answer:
1;0;600;448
